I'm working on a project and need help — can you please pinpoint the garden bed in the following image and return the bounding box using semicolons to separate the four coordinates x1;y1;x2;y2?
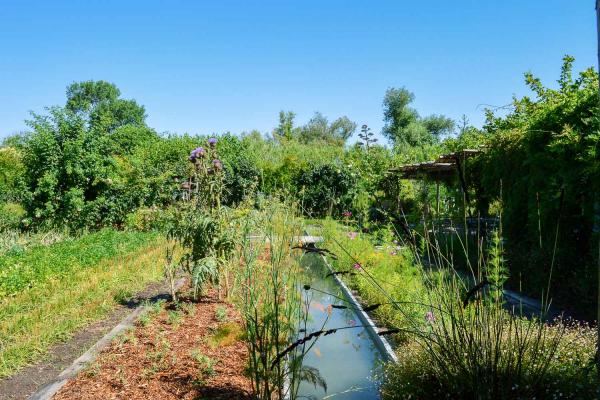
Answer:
53;288;252;400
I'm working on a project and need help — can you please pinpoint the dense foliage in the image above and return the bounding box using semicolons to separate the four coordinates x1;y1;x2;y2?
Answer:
2;56;599;318
466;56;600;315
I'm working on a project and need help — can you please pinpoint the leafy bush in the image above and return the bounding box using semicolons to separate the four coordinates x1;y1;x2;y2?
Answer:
0;203;25;232
468;56;600;316
0;147;26;204
295;164;355;218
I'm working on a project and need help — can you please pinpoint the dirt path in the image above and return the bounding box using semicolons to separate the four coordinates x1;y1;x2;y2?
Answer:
0;281;172;400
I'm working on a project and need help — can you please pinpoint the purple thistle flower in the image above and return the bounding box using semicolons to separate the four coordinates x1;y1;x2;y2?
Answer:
353;263;361;270
212;159;222;171
193;147;205;158
188;149;197;163
425;311;436;323
208;137;217;147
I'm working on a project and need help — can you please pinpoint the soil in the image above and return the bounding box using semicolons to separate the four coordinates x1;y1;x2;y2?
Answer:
53;289;253;400
0;281;173;400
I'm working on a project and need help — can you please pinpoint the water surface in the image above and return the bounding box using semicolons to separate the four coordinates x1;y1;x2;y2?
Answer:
297;253;383;400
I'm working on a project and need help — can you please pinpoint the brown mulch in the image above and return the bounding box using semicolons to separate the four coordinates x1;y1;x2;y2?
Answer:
53;290;253;400
0;280;173;400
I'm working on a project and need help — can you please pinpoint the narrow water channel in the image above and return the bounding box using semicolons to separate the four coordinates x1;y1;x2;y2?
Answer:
297;253;383;400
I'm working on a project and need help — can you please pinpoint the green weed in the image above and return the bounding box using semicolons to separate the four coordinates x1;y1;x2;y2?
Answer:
214;305;228;322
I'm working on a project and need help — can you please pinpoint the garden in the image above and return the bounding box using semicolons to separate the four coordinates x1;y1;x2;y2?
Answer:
1;55;600;400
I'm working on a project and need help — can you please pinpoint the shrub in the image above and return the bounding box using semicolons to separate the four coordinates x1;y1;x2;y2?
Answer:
0;203;25;231
0;147;26;203
125;206;170;232
295;164;355;218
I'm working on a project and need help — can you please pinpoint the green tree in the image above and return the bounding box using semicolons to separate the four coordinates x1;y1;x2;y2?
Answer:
66;80;146;132
475;56;599;316
273;111;296;141
22;81;152;229
0;146;26;203
382;87;454;147
298;112;356;145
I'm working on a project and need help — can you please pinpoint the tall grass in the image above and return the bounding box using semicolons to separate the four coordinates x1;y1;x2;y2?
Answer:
234;203;322;400
0;229;156;297
316;218;598;399
0;233;167;377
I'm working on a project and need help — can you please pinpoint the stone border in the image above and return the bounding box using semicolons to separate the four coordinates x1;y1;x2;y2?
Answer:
319;255;398;363
29;278;186;400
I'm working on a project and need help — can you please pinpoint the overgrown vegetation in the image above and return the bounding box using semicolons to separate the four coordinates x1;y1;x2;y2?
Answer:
0;232;167;377
317;219;598;399
1;54;599;399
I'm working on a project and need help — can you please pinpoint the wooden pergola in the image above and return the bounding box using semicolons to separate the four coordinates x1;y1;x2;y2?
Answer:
389;149;481;181
388;149;483;212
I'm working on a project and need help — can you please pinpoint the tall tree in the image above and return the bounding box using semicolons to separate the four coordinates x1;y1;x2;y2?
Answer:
382;87;455;147
273;110;296;141
298;112;356;145
23;81;152;228
66;80;146;132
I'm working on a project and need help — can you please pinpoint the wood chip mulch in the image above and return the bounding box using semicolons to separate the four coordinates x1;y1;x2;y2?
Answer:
54;290;253;400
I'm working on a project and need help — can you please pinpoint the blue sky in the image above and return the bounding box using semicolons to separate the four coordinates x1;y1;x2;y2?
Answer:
0;1;596;143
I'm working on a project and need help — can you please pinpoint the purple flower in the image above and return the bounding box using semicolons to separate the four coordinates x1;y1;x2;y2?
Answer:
347;231;358;240
208;137;217;147
342;211;352;218
193;147;205;158
212;159;222;171
353;263;361;270
425;311;436;323
188;155;196;163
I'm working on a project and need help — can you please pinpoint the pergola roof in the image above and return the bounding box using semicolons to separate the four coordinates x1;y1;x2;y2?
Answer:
389;149;482;181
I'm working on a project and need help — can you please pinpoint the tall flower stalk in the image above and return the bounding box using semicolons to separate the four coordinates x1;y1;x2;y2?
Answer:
166;137;234;300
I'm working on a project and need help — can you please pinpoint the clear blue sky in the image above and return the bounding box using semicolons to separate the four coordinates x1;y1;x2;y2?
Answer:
0;1;596;143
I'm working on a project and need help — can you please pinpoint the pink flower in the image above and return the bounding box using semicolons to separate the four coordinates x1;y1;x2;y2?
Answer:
353;263;362;270
342;211;352;218
425;311;436;323
347;231;358;240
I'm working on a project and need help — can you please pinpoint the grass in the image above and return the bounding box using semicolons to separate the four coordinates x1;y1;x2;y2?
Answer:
191;349;218;384
0;231;167;378
0;229;157;296
317;218;426;336
316;218;599;399
214;305;228;322
207;322;242;348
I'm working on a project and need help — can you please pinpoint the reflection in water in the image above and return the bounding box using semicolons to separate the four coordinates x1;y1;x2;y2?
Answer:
297;254;383;400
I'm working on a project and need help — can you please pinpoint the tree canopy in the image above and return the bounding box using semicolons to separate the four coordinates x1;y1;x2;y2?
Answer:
273;111;356;145
382;87;454;147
